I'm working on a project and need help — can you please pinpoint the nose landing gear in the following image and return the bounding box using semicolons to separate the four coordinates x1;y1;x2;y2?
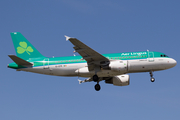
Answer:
151;77;155;82
150;71;155;82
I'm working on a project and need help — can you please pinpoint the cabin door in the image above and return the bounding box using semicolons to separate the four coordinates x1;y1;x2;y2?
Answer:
148;52;154;62
43;58;49;69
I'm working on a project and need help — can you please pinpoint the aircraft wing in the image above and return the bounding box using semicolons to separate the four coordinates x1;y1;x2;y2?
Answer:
65;36;110;71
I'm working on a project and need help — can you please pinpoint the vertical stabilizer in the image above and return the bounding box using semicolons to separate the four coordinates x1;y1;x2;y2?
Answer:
10;32;45;60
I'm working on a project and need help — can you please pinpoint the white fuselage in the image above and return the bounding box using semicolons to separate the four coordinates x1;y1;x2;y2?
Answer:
19;57;176;78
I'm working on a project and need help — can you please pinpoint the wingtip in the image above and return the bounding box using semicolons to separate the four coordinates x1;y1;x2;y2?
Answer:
78;79;82;84
64;35;71;41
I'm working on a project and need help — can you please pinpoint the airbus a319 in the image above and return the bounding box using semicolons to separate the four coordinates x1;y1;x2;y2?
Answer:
8;32;177;91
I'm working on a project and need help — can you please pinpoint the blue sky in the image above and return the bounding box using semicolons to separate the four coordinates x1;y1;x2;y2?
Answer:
1;0;180;120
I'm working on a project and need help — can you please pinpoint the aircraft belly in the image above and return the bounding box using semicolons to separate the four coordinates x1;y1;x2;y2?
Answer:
77;71;122;77
49;63;87;76
20;66;53;75
76;67;122;77
51;67;77;76
128;59;147;72
19;63;87;76
128;58;168;72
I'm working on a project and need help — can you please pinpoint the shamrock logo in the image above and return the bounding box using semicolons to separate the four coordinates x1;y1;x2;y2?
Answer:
17;42;33;55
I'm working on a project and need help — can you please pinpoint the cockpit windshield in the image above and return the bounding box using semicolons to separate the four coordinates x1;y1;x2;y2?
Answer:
160;54;168;57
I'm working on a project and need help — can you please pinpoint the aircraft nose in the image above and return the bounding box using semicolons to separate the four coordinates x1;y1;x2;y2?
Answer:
169;58;177;67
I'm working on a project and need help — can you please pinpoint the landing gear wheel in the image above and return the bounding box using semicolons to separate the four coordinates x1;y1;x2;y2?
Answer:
151;77;155;82
95;84;101;91
149;71;155;82
93;74;99;82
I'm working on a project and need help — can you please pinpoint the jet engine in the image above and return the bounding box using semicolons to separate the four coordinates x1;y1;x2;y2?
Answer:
105;74;130;86
109;60;128;73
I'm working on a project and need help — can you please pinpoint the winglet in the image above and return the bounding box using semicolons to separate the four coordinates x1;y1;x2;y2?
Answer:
78;79;82;84
64;35;71;41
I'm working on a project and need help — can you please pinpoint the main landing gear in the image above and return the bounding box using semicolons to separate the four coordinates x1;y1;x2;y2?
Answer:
95;83;101;91
93;74;101;91
149;71;155;82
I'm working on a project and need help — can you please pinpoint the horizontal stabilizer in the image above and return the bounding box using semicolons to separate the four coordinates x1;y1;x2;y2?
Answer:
8;55;33;66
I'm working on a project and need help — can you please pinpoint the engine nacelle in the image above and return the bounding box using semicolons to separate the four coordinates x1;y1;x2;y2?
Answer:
109;60;128;73
105;74;130;86
75;67;94;77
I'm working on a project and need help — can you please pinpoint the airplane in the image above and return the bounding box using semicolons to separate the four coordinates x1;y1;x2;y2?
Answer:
8;32;177;91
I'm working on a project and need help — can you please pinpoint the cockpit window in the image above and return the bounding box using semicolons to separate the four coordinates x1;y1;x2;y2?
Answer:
161;54;168;57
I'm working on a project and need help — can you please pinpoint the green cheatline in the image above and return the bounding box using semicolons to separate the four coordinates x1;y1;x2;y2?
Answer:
17;42;34;55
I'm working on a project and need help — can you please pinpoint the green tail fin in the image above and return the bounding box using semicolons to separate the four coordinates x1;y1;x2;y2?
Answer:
10;32;45;60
